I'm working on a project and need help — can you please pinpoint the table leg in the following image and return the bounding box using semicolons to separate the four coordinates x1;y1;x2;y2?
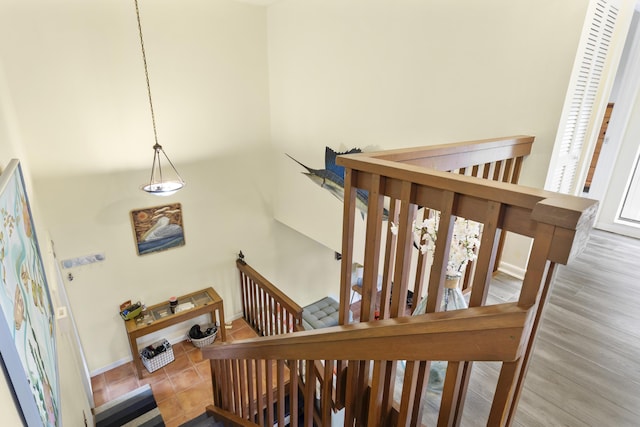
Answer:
129;333;143;379
217;306;226;341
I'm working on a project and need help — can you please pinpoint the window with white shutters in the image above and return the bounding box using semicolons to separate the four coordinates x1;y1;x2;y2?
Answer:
546;0;619;194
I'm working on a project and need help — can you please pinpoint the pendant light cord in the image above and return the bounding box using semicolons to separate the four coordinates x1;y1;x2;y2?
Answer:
135;0;160;148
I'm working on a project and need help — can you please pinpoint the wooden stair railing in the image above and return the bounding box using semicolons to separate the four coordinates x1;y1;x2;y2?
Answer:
203;303;532;426
204;135;595;426
360;135;535;286
237;254;304;336
334;139;596;425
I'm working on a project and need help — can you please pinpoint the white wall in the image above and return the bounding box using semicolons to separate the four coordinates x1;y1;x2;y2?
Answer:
268;0;589;267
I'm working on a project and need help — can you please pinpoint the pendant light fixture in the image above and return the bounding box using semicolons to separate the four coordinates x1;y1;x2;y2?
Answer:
135;0;185;196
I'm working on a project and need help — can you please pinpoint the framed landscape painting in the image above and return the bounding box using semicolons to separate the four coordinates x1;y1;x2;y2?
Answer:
0;159;60;426
131;203;185;255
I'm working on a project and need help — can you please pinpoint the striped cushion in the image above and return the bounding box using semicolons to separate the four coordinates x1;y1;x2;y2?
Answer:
95;384;164;427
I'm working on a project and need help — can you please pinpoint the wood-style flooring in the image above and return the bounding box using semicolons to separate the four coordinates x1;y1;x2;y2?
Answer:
511;229;640;426
458;229;640;426
348;229;640;425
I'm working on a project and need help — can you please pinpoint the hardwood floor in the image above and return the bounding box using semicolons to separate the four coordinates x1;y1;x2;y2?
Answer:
512;229;640;426
458;229;640;426
348;229;640;425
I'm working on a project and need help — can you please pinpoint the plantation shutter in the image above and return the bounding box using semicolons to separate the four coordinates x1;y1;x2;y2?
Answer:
546;0;620;194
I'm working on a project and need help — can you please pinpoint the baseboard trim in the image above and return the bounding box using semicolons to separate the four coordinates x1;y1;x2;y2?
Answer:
91;312;245;377
497;261;526;281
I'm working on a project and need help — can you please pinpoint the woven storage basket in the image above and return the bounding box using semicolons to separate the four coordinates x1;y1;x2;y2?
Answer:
187;323;217;348
140;339;174;373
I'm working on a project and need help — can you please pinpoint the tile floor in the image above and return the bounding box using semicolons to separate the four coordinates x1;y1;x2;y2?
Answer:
91;318;258;427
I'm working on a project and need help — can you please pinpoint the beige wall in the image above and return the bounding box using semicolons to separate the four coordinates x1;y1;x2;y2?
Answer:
268;0;589;267
4;1;339;373
0;59;93;426
21;0;274;372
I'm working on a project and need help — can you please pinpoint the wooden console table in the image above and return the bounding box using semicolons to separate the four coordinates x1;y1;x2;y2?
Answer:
123;287;226;379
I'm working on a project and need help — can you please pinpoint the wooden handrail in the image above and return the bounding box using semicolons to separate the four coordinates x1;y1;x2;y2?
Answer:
365;135;534;172
203;303;530;362
237;255;303;335
237;257;303;318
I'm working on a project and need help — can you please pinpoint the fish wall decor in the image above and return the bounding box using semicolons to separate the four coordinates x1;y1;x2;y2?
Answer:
287;147;388;220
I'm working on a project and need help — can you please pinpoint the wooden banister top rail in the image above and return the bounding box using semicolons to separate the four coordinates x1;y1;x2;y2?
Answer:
203;303;530;362
352;135;534;171
236;258;303;317
337;151;598;264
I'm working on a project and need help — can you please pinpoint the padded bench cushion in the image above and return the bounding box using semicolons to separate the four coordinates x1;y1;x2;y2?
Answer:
302;296;341;330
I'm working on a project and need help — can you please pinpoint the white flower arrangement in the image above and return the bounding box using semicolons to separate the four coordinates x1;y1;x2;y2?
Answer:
392;213;481;278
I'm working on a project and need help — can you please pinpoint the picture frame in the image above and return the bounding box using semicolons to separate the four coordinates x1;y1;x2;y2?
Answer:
0;159;60;426
130;203;185;255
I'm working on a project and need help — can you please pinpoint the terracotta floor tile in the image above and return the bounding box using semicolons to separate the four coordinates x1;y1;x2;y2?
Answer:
107;376;140;400
170;340;188;355
163;353;193;376
229;326;258;341
157;396;184;424
104;361;136;384
90;374;106;392
92;387;109;407
230;317;247;329
139;366;169;386
186;348;203;364
175;381;213;413
195;359;211;379
170;367;202;393
150;378;176;403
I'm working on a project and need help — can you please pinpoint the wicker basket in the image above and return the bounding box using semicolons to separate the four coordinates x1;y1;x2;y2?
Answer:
187;323;218;348
140;339;174;373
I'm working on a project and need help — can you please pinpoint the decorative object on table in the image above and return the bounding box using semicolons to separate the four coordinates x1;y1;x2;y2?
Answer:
187;323;218;348
392;212;481;312
140;339;174;373
441;275;467;311
133;0;184;196
120;300;143;320
130;203;185;255
168;296;178;313
175;301;195;313
0;159;60;426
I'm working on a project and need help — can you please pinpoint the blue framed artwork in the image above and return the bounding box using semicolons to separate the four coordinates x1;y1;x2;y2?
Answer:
131;203;185;255
0;159;60;426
